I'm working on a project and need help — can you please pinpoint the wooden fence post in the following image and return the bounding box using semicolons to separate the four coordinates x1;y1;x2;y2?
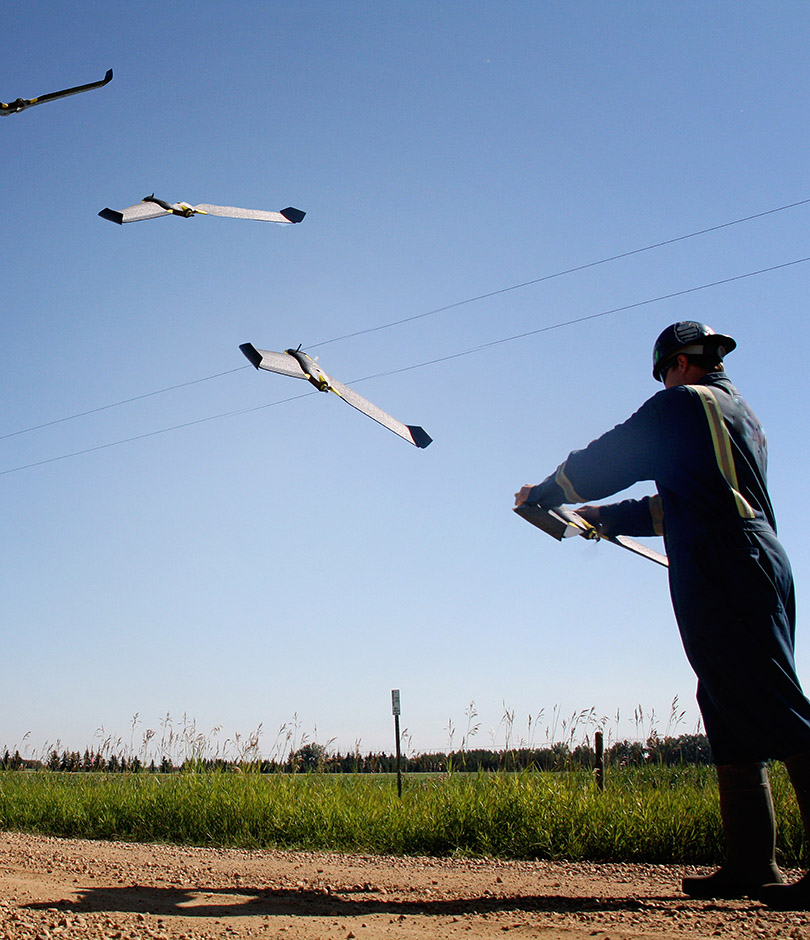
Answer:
595;730;605;791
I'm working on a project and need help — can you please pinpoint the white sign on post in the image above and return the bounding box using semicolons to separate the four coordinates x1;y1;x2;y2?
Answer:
391;689;401;716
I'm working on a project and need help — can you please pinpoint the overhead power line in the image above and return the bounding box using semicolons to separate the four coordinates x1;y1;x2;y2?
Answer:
349;254;810;380
0;366;250;442
0;389;318;477
308;195;810;349
3;252;809;477
3;194;808;446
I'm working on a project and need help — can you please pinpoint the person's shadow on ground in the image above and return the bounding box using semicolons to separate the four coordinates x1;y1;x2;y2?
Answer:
25;883;708;920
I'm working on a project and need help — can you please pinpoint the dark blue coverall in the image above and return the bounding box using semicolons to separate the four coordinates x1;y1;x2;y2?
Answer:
528;372;810;764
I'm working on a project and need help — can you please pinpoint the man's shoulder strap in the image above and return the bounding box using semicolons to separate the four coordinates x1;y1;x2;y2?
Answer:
690;384;756;519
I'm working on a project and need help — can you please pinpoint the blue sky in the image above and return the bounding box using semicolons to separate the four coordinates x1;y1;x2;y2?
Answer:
4;1;810;762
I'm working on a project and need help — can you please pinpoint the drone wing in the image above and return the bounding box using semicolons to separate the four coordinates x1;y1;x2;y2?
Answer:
327;376;432;448
98;201;174;224
239;343;308;379
192;205;306;224
2;69;113;114
514;503;668;567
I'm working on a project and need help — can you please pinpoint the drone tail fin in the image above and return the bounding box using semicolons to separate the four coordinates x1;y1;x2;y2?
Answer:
407;426;433;449
239;343;264;369
98;208;124;224
280;207;306;224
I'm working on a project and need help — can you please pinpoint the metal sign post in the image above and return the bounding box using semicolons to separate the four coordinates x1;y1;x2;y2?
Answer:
391;690;402;798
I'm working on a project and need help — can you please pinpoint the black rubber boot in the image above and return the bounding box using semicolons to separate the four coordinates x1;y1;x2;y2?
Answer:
682;762;783;899
757;752;810;910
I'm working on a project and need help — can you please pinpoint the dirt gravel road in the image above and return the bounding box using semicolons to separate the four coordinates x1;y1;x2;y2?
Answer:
1;831;809;939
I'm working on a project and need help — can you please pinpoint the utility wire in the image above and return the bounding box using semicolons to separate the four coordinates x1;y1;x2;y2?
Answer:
4;253;809;477
0;366;250;442
3;194;808;445
347;254;810;380
0;389;318;476
308;196;810;349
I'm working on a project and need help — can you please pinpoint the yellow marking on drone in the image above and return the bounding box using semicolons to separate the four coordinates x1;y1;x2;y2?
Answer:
572;514;600;539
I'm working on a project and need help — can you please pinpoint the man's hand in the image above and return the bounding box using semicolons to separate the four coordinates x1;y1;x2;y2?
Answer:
514;485;536;507
576;504;617;538
575;505;601;526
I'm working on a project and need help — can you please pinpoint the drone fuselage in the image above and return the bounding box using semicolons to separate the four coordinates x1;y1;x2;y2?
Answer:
141;195;197;217
286;349;331;391
142;195;173;212
0;98;29;114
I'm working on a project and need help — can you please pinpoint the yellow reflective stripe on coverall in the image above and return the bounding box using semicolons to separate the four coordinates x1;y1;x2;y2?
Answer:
692;385;756;519
554;461;585;503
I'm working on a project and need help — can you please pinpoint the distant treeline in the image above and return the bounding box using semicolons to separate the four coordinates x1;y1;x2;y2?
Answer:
0;733;712;774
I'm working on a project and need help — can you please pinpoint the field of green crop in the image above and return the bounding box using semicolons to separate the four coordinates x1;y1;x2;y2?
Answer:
0;764;805;866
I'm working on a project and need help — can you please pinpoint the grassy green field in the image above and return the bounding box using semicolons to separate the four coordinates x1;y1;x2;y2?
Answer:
0;765;805;865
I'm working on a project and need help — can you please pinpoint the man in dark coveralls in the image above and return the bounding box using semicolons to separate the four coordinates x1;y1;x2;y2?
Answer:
514;322;810;908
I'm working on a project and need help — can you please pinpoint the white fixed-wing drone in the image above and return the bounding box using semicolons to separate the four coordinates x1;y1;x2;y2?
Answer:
99;195;305;225
240;343;432;448
1;69;113;115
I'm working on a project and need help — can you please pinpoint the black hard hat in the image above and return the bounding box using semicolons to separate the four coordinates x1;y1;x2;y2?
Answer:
652;321;736;381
